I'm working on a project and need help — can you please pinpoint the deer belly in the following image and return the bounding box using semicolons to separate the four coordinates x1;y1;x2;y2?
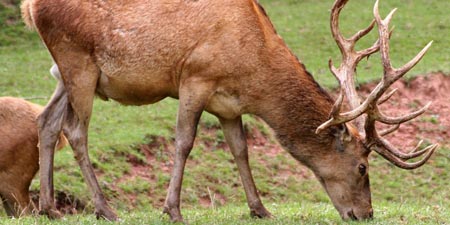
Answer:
96;71;172;105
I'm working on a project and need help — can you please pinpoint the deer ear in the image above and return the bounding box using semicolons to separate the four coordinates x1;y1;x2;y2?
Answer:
331;124;352;152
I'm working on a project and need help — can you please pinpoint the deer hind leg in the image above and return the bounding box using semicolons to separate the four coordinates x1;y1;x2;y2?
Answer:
37;73;68;219
50;57;118;221
163;81;214;222
219;117;272;218
62;104;118;221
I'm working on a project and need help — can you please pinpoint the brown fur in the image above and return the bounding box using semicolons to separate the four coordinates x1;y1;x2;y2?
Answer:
0;97;66;217
21;0;372;221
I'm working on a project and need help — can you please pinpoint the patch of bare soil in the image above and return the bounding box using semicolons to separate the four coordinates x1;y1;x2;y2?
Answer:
114;122;288;208
359;72;449;148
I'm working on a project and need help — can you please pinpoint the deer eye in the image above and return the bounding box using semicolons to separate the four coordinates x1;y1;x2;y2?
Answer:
358;164;367;176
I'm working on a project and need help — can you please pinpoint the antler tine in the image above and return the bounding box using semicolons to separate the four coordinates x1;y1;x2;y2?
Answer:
353;20;380;62
372;143;438;170
377;88;397;105
356;39;380;62
351;19;376;42
329;86;345;119
393;41;433;79
328;58;340;81
373;102;431;125
379;123;400;136
316;87;344;134
316;93;374;134
374;0;397;74
378;137;433;160
409;140;424;154
330;0;350;56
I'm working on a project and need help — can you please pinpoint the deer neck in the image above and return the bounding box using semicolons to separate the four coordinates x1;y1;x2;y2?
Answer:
250;63;335;164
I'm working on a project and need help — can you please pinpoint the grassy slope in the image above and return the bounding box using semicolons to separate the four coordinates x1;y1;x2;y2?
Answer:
0;0;449;224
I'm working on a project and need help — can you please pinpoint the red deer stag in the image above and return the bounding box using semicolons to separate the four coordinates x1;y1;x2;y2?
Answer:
0;97;66;217
21;0;436;221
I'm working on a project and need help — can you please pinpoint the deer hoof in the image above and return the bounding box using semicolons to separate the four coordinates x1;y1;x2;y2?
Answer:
95;207;119;221
39;208;63;219
163;206;184;222
250;206;272;218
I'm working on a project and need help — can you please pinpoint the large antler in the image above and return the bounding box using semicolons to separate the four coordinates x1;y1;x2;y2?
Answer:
317;0;437;169
322;0;379;133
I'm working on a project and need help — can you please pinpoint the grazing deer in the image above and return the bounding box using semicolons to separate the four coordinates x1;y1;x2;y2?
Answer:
0;97;66;217
21;0;436;221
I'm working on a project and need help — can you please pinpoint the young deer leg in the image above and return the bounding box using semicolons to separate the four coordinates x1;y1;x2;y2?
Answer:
0;188;30;217
12;188;32;217
163;81;213;222
1;195;14;217
37;78;68;219
219;117;272;218
55;60;117;221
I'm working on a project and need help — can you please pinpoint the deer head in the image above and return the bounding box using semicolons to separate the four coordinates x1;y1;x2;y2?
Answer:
313;0;437;220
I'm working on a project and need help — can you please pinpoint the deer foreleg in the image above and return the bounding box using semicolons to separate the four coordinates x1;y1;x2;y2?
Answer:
163;81;213;222
219;117;272;218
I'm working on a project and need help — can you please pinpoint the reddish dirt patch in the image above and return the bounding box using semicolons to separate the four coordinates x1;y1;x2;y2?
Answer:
359;72;449;148
115;122;287;208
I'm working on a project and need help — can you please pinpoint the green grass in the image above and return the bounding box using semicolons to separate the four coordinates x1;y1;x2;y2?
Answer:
0;0;449;224
2;201;449;224
0;0;36;46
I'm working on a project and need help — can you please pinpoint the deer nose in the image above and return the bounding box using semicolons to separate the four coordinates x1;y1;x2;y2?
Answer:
345;208;373;221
